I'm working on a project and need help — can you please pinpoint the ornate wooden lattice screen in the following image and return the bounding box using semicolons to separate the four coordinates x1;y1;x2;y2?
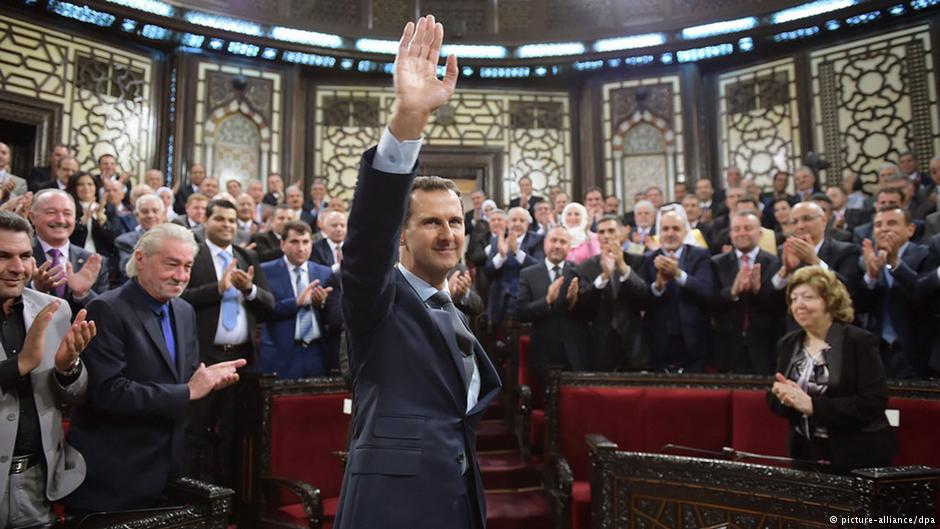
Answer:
314;86;571;202
602;76;684;204
718;58;802;190
0;14;154;178
811;25;940;191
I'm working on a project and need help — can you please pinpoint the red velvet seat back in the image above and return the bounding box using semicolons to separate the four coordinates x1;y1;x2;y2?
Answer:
888;397;940;468
269;393;351;504
731;390;789;459
641;388;732;455
558;387;644;480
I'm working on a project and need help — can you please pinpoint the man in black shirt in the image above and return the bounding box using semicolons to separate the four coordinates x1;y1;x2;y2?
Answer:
0;211;95;527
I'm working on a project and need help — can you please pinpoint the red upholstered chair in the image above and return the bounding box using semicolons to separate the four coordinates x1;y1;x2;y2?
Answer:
641;388;732;455
888;397;940;521
730;390;789;462
239;374;351;529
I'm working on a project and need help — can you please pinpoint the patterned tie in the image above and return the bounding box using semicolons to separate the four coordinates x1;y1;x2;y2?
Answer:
294;266;320;344
218;250;239;331
741;254;751;334
160;304;176;365
427;290;476;389
47;248;66;298
881;268;897;344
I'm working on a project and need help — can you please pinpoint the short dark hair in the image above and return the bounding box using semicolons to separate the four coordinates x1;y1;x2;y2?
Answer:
404;176;462;226
597;214;624;228
97;153;116;164
206;198;237;218
809;192;832;205
0;211;33;239
875;205;913;225
274;203;294;213
735;197;759;210
282;220;312;239
876;187;905;203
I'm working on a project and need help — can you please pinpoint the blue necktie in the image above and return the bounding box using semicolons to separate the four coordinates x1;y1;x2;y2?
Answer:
218;250;239;331
881;268;897;344
160;304;176;365
294;266;320;344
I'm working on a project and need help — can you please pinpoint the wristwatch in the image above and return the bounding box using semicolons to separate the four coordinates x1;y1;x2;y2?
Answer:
56;358;82;377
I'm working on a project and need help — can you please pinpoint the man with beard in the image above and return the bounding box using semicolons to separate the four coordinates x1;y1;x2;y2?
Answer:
66;223;245;512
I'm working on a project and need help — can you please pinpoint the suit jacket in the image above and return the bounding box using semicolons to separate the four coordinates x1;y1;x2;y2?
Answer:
335;147;501;529
66;280;199;511
855;242;939;378
71;204;118;258
250;230;283;263
105;203;137;235
639;245;715;370
508;194;543;223
448;264;484;320
516;261;590;371
925;235;940;374
173;184;198;216
311;238;337;268
0;289;87;502
114;228;143;286
816;239;862;298
258;258;338;378
28;166;53;193
32;241;108;315
766;322;897;472
235;220;260;247
711;250;784;374
924;211;940;241
575;253;648;370
180;242;275;363
1;172;28;197
483;234;539;325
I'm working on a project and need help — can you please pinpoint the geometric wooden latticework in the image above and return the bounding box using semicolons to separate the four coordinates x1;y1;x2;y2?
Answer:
314;85;571;202
719;58;802;191
0;14;154;179
811;25;940;190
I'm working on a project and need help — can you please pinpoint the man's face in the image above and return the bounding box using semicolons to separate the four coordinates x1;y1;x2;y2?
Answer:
226;180;242;196
205;205;237;246
658;212;687;251
726;167;742;187
519;179;532;197
471;191;485;209
136;238;194;302
324;213;347;244
199;178;218;198
0;143;10;170
695;179;713;201
930;159;940;186
534;202;551;224
186;199;208;224
98;156;116;177
873;209;914;253
789;203;825;243
634;206;654;228
286;187;304;209
271;209;295;235
812;200;833;222
248;181;265;202
236;194;255;221
604;196;619;213
646;188;663;209
508;210;530;236
584;191;603;211
745;180;760;200
826;187;847;209
311;182;327;202
878;166;896;185
105;179;125;205
773;172;789;192
725;188;744;210
674;182;687;201
899;154;917;175
875;191;902;210
268;175;283;192
50;146;69;167
553;193;568;212
730;214;761;253
145;170;163;189
543;228;571;264
0;230;35;301
682;197;701;222
30;194;76;245
190;165;206;185
136;199;164;231
400;189;464;283
596;219;621;246
57;158;78;185
281;229;313;266
488;213;506;235
794;169;814;191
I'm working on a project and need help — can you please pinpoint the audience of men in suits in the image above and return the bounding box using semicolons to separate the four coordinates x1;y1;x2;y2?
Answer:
27;143;70;192
483;207;543;325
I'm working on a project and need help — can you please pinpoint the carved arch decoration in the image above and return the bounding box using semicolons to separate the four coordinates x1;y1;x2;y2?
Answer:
203;99;271;188
611;113;676;207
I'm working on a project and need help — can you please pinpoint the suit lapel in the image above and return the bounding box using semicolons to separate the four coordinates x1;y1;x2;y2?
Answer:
135;297;179;381
170;298;191;381
823;322;845;389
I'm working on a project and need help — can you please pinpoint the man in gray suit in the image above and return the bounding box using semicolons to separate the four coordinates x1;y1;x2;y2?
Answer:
114;193;167;285
0;211;96;527
0;142;29;202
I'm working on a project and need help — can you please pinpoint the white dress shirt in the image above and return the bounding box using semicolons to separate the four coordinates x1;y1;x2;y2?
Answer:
206;239;258;345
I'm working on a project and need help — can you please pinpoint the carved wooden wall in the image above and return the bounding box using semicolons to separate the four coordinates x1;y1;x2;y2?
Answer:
313;86;571;203
0;13;155;178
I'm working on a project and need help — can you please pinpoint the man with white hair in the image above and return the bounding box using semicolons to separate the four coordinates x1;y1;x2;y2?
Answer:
114;194;167;285
628;200;656;247
637;204;715;372
483;206;543;324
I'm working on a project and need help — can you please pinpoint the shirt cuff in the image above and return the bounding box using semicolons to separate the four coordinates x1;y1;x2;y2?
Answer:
816;259;830;271
863;274;878;289
651;283;666;297
772;272;789;291
373;127;423;174
246;284;258;301
331;263;341;274
492;253;506;269
619;268;632;282
514;250;527;264
676;270;688;287
593;274;609;290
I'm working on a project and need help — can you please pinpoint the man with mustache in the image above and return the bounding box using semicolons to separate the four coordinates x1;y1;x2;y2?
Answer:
66;223;245;512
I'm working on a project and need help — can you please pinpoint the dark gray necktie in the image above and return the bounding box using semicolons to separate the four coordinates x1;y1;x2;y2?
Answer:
427;290;476;388
552;265;561;282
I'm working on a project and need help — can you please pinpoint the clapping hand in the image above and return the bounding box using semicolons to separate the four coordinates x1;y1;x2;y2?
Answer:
187;359;248;400
771;373;813;415
545;276;563;305
67;254;102;298
32;260;67;293
54;308;96;372
565;277;580;309
448;270;472;300
862;239;886;279
230;265;255;294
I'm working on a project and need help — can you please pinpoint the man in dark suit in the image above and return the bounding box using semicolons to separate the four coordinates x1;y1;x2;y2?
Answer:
262;173;285;206
234;192;261;246
517;226;590;373
249;204;295;263
334;17;501;529
259;221;337;378
114;193;166;286
463;189;486;235
853;187;927;244
448;265;484;319
181;199;274;485
27;143;69;193
712;211;783;374
173;164;206;216
171;192;208;230
926;210;940;241
576;215;648;371
311;210;346;274
811;192;853;243
857;206;939;379
66;223;245;513
639;206;715;371
483;207;542;325
788;166;820;204
28;190;108;315
301;178;329;231
508;175;542;222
